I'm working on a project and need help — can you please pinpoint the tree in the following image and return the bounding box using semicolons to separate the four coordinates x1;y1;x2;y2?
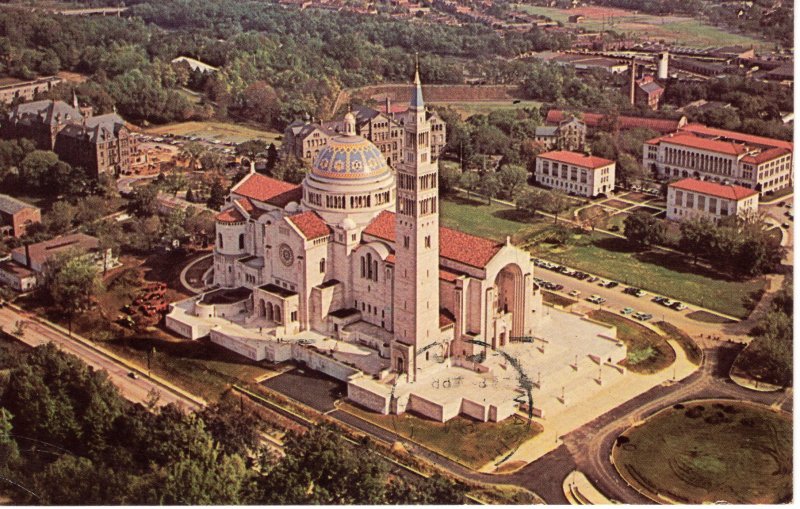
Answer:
241;81;280;127
180;142;206;171
478;172;501;204
236;140;268;161
459;171;480;198
542;190;571;224
207;180;226;210
130;215;162;252
44;200;78;234
130;185;160;217
387;474;467;504
516;187;548;219
42;250;103;333
271;157;306;184
616;153;648;187
253;426;387;505
265;143;278;172
580;206;610;231
438;162;460;196
678;217;715;264
198;396;265;457
19;150;59;192
623;211;666;250
200;150;225;172
496;164;528;200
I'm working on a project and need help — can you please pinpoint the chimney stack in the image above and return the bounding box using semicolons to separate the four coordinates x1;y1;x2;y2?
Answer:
385;96;391;117
629;58;637;106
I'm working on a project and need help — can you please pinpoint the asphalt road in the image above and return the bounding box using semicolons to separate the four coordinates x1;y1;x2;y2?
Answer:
0;306;200;412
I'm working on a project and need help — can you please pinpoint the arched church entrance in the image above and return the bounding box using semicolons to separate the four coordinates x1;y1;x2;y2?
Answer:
258;299;266;318
492;263;524;348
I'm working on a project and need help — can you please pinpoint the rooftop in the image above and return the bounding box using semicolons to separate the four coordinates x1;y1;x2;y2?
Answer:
669;178;759;200
545;109;685;134
655;133;748;156
259;283;297;298
231;172;303;208
11;233;100;268
286;210;332;240
363;211;503;269
0;194;38;215
679;123;793;151
538;150;614;169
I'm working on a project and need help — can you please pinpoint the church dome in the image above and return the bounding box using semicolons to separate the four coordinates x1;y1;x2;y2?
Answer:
311;134;390;182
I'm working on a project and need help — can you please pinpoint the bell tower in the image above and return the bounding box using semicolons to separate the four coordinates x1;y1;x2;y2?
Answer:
392;56;442;382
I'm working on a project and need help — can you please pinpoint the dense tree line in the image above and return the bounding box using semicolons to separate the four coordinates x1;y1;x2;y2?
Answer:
0;344;468;504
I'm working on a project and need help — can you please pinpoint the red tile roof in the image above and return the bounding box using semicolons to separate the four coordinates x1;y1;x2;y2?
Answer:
231;173;302;208
741;147;792;165
363;211;504;268
669;178;758;200
679;123;793;151
658;133;748;156
286;211;332;240
215;207;246;223
538;150;614;169
545;109;683;133
11;233;100;268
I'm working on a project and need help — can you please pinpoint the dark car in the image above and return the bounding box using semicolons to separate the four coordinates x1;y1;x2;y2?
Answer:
552;284;564;291
606;281;619;289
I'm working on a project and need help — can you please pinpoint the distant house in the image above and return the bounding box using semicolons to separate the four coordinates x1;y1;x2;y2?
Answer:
0;233;117;291
633;75;665;110
0;195;41;238
533;116;586;151
170;56;218;74
0;76;62;105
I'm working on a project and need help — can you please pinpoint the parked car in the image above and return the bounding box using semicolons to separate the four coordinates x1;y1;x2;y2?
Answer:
661;299;675;307
597;279;608;286
552;284;564;291
605;281;619;289
632;312;652;321
671;302;687;311
587;295;606;304
621;307;634;315
587;276;599;283
574;272;589;280
652;296;666;304
782;222;790;228
625;287;646;297
568;290;581;297
128;371;139;380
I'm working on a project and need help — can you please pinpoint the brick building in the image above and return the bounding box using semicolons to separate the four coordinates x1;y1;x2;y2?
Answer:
0;76;62;105
0;194;41;238
2;100;133;178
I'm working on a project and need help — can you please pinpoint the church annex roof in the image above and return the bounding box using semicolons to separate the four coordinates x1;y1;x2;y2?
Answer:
363;211;504;269
10;99;82;126
231;172;303;207
286;210;332;240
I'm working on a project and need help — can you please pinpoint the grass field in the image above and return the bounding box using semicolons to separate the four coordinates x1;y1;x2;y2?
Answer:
341;402;542;469
440;193;549;243
514;4;769;50
441;194;766;318
587;310;674;373
144;121;282;145
529;233;766;318
614;401;792;504
432;100;542;119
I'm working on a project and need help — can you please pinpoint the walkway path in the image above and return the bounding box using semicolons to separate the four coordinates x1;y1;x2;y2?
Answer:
179;253;214;294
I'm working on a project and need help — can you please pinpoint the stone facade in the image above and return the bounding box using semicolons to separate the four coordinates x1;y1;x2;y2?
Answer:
666;178;759;223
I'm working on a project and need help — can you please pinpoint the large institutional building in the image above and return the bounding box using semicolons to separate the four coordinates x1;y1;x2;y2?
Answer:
534;150;616;197
282;100;445;167
666;178;759;223
167;70;626;423
644;124;793;196
1;99;133;177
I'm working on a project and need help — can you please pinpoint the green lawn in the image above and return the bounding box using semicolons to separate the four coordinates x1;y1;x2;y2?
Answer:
588;310;674;373
513;4;769;50
341;402;542;470
614;401;792;504
440;193;549;243
432;100;542;119
530;232;766;318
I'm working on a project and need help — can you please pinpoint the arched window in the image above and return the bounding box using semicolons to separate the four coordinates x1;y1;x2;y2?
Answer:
218;233;223;248
274;306;282;323
360;256;365;277
319;258;326;273
373;260;378;282
366;253;372;279
238;233;245;250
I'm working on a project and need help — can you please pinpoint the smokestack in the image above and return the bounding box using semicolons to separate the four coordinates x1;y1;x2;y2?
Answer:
657;51;669;80
385;96;391;117
629;58;637;105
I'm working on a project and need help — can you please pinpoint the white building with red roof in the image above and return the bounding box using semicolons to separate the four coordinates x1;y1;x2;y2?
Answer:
644;124;793;196
166;70;625;425
666;178;759;223
535;150;616;197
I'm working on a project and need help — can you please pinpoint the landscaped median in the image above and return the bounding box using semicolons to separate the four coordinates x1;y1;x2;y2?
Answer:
338;401;542;470
587;310;675;373
612;400;792;504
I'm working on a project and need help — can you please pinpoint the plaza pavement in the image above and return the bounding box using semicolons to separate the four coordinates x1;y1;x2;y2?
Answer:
478;337;698;472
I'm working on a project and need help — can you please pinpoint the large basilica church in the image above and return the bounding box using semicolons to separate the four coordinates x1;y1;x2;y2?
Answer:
167;67;560;422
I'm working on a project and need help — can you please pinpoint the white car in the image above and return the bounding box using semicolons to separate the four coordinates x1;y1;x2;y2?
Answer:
568;290;581;297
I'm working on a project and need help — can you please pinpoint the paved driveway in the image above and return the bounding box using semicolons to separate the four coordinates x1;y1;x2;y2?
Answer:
262;367;345;412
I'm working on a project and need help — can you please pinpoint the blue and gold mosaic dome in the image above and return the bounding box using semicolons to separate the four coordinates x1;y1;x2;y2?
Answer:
312;135;390;181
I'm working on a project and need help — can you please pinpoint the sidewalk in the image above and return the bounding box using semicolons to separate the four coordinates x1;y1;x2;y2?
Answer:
563;470;615;504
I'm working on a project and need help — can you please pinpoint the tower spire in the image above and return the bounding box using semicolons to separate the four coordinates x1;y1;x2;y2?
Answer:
410;53;424;109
